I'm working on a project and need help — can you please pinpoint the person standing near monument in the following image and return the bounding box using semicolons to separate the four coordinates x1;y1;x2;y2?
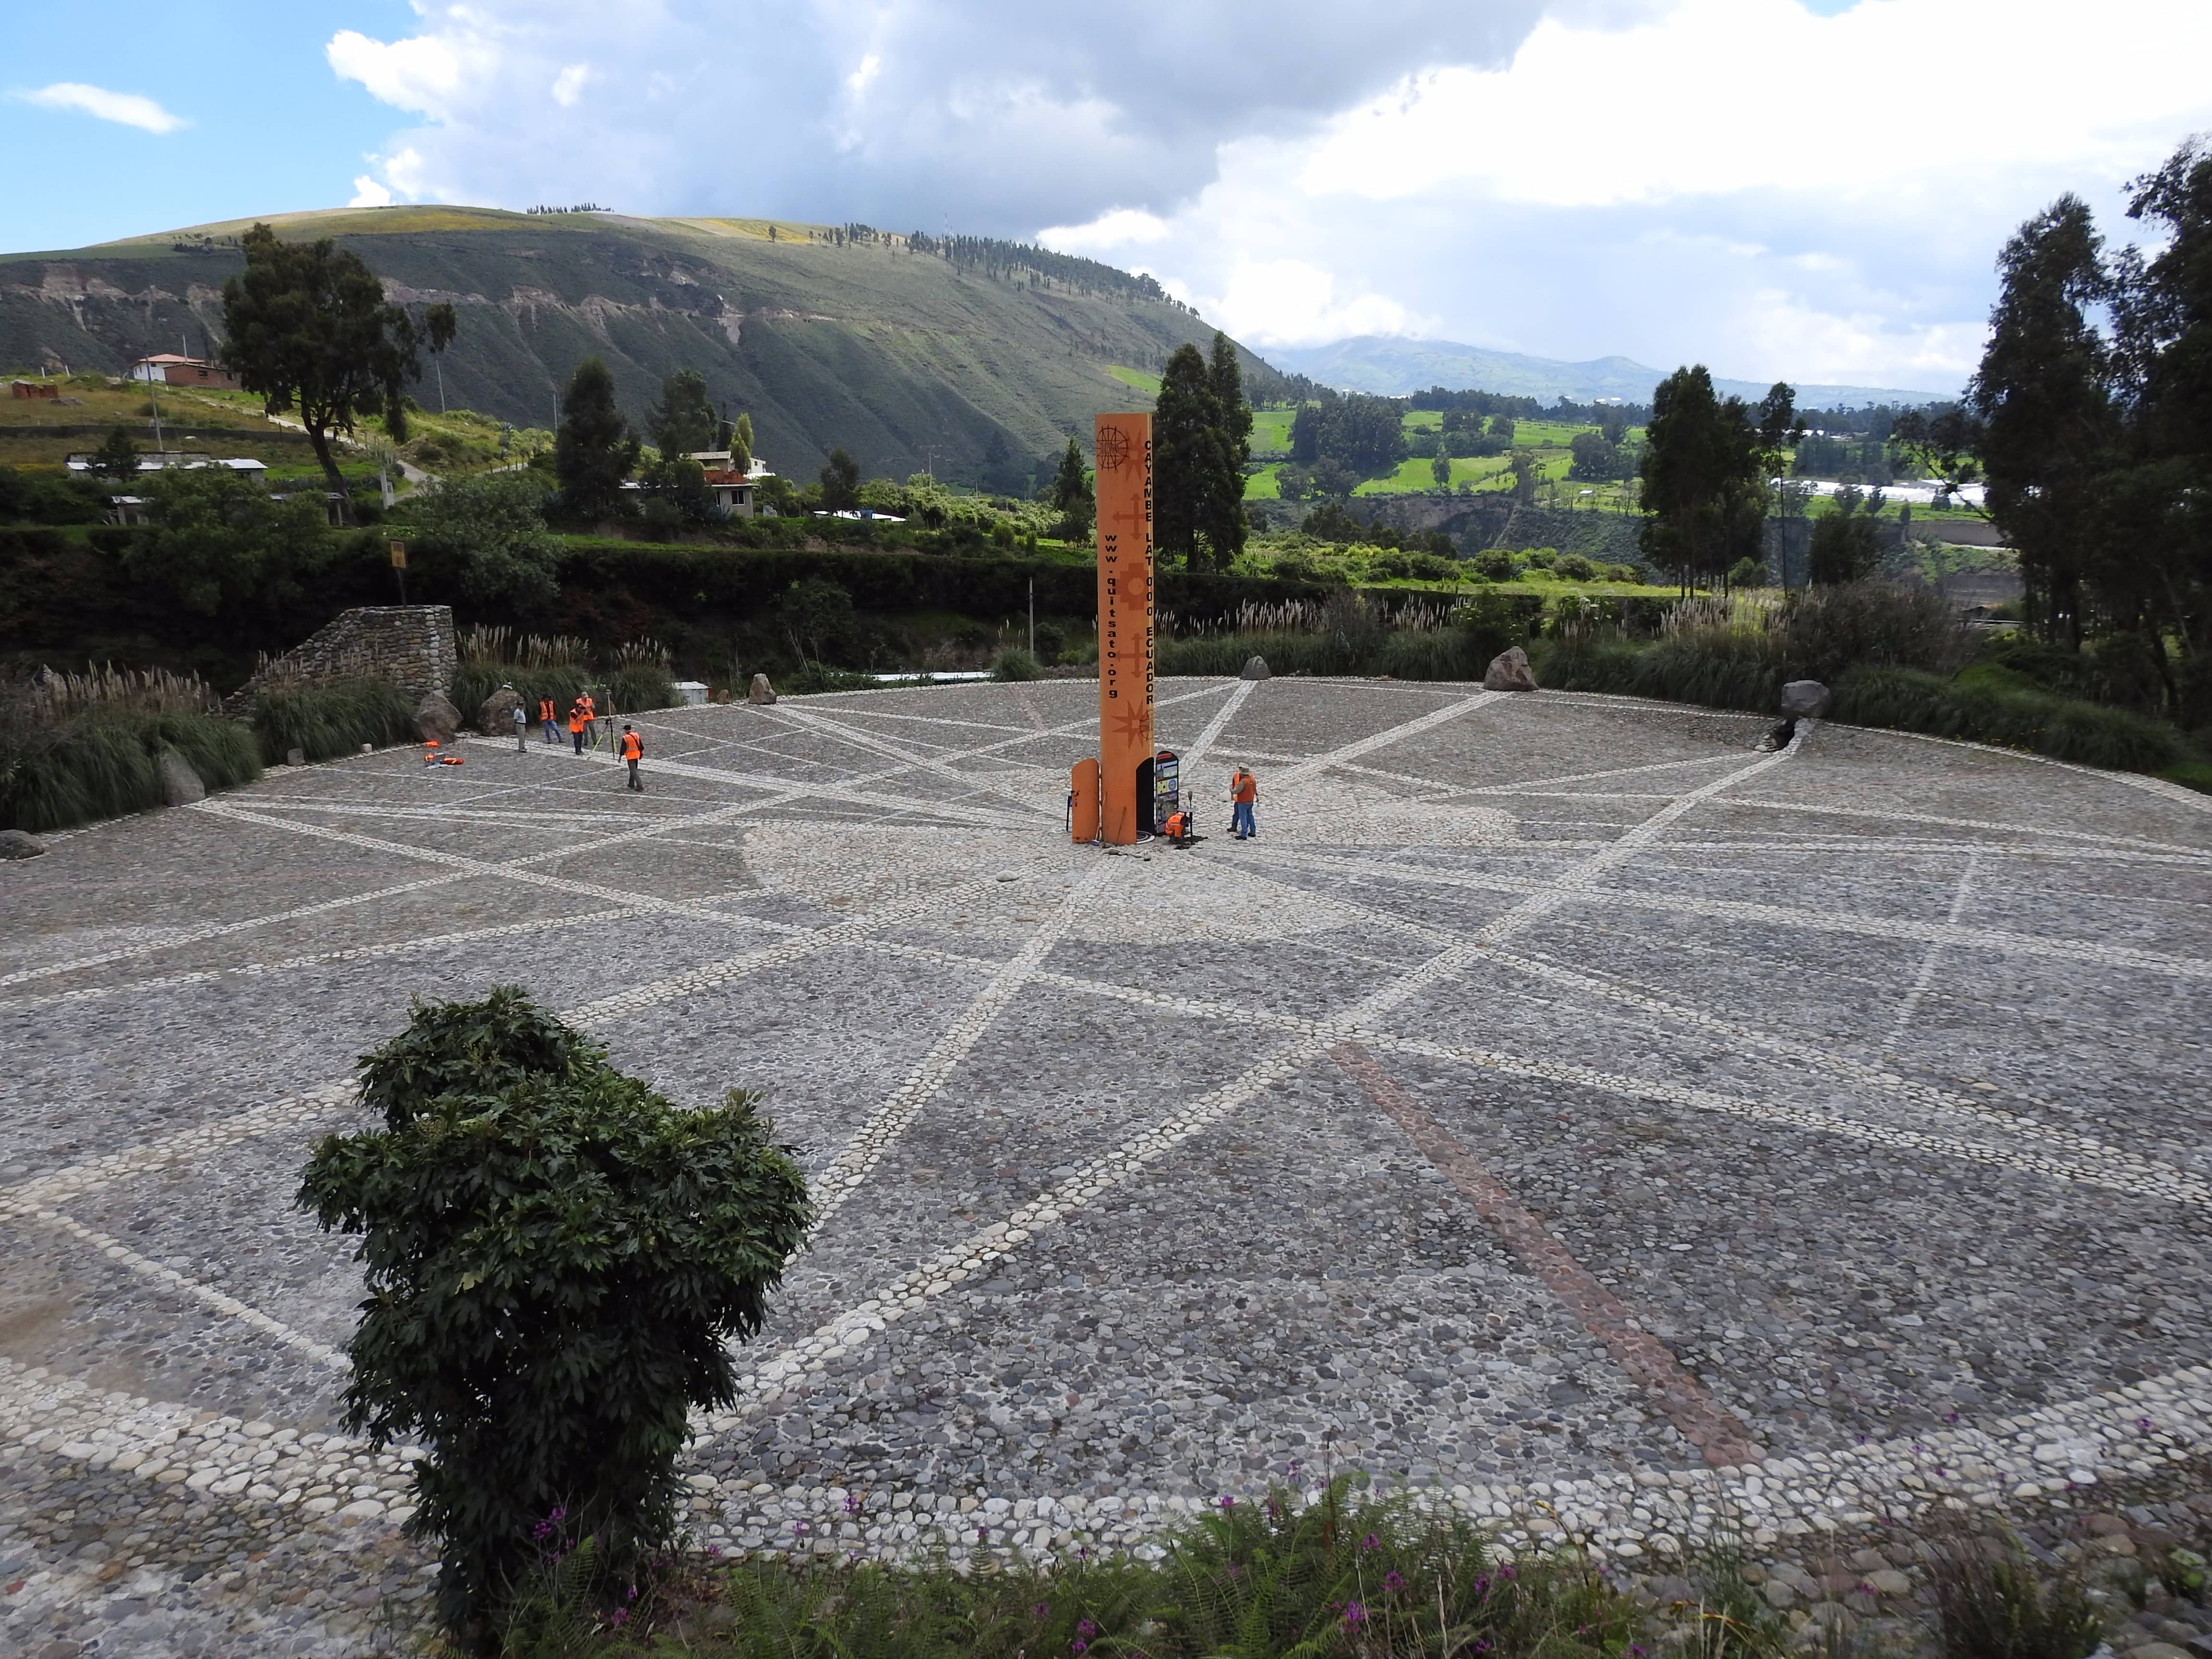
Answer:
1230;765;1258;840
512;702;528;753
619;724;645;792
539;695;559;745
567;697;589;756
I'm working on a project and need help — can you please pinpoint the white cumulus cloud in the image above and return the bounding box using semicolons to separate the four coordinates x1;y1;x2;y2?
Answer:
349;174;395;208
17;82;188;134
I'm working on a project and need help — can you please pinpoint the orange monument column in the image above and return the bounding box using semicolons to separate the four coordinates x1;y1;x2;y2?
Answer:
1094;413;1154;844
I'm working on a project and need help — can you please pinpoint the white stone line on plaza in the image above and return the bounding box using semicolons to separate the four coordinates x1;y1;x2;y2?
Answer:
3;1335;2205;1574
1202;850;2192;1190
0;872;473;991
553;868;1024;1028
496;738;1038;830
0;904;663;1012
31;1210;349;1371
691;1363;2212;1564
195;799;783;935
1253;843;2212;982
1886;850;1979;1051
1335;750;1751;803
1721;793;2212;858
993;962;2210;1210
1179;677;1256;776
1272;691;1503;787
1863;722;2212;814
0;1085;359;1222
765;703;1061;821
0;1357;416;1522
807;861;1115;1228
216;800;662;829
0;781;802;995
699;1033;1332;1434
705;748;1796;1432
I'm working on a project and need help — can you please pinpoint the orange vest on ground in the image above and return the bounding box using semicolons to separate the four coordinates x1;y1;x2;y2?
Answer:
1232;771;1257;804
620;731;642;761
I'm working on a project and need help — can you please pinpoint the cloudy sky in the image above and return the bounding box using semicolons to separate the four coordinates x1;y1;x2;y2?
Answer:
7;0;2210;392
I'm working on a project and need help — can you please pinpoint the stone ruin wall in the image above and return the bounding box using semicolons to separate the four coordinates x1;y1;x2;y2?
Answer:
223;606;456;714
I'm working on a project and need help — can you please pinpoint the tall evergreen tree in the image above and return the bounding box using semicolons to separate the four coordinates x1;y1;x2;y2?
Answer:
554;358;640;519
1153;343;1221;569
1637;365;1773;593
819;446;860;511
731;412;755;473
1971;195;2116;647
648;368;716;457
1049;436;1094;537
1203;332;1252;569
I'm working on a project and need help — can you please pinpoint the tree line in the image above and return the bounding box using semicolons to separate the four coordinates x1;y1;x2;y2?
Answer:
1888;135;2210;719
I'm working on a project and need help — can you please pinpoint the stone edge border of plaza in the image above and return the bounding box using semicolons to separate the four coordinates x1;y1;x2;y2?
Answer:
6;1353;2206;1569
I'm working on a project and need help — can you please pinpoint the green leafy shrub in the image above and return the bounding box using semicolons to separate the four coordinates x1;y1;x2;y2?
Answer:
0;711;262;832
1554;552;1597;581
250;678;418;764
297;987;811;1652
1471;548;1516;581
603;660;676;713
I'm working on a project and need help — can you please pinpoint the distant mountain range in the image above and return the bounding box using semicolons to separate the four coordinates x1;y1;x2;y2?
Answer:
1264;336;1955;410
0;205;1284;489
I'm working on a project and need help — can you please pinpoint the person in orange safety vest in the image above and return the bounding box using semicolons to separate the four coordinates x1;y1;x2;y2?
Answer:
619;723;645;792
1229;766;1258;840
567;699;589;756
539;696;559;744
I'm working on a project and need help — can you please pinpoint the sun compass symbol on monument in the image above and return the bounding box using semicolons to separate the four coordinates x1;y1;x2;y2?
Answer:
1097;424;1133;472
1108;703;1150;743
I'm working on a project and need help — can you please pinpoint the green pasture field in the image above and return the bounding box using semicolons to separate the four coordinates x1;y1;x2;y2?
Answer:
1250;407;1294;456
1106;364;1161;397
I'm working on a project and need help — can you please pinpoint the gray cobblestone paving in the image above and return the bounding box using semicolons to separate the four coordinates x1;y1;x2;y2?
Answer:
3;677;2209;1652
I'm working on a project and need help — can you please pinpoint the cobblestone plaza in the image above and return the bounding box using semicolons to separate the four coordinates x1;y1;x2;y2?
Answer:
3;676;2209;1654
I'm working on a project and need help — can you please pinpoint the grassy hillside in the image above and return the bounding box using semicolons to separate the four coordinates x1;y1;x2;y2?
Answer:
0;206;1282;491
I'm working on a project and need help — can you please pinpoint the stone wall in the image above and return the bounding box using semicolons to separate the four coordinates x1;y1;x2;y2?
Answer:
224;606;456;712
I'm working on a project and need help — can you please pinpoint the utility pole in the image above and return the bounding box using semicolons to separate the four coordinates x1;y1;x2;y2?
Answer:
1028;578;1035;656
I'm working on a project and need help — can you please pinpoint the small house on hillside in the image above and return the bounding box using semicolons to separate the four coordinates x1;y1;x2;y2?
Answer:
692;452;773;518
128;354;241;391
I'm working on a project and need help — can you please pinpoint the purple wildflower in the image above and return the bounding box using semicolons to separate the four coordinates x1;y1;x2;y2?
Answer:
1361;1532;1382;1551
609;1608;630;1627
1079;1619;1099;1638
845;1492;863;1515
1342;1600;1370;1629
1384;1570;1407;1594
1032;1602;1051;1620
1218;1495;1236;1511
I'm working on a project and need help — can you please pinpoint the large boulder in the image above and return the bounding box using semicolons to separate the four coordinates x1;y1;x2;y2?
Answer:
414;691;462;744
1779;679;1832;718
747;673;778;706
0;829;46;859
1240;655;1272;681
477;682;523;735
158;750;206;806
1483;646;1539;693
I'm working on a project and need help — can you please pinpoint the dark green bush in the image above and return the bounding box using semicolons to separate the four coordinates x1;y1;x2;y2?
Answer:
988;645;1043;681
250;679;418;764
298;988;812;1654
603;660;675;713
453;664;591;725
0;711;262;832
1832;666;2195;771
